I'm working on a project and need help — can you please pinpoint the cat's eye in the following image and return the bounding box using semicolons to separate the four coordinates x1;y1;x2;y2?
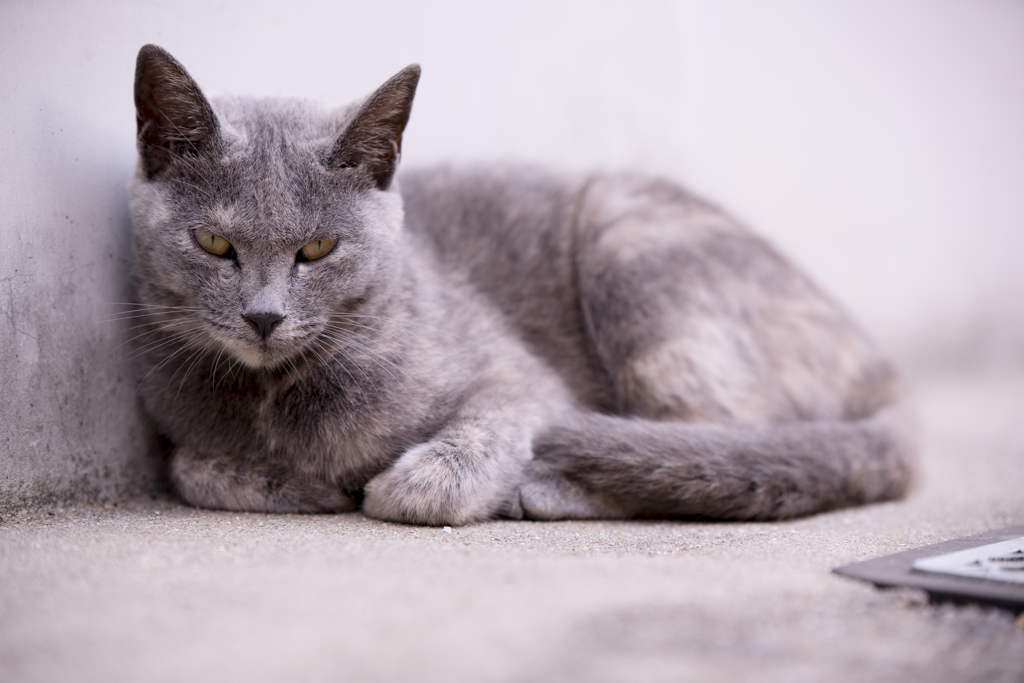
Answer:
297;238;336;262
195;229;234;257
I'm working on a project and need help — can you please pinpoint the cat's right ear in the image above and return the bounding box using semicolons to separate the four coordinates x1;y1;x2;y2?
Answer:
327;65;421;191
134;44;221;179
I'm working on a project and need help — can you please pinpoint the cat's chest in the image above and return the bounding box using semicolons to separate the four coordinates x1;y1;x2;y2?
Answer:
144;359;416;477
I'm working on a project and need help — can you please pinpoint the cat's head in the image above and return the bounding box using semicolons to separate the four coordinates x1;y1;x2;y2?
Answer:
128;44;419;370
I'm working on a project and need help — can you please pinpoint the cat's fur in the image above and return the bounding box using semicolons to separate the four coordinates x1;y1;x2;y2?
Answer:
128;44;915;525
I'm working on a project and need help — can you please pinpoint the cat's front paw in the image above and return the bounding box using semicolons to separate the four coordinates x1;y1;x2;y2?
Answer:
362;440;508;525
171;446;357;513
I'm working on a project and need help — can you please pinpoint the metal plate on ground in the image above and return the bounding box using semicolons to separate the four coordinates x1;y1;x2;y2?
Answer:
833;526;1024;614
913;537;1024;584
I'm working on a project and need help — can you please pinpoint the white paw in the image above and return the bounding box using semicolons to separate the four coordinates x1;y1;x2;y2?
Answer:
362;440;496;525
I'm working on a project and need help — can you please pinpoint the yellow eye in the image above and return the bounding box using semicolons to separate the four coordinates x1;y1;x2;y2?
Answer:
195;229;233;257
298;238;335;262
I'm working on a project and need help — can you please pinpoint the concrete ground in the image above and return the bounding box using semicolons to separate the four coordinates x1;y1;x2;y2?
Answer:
2;371;1023;683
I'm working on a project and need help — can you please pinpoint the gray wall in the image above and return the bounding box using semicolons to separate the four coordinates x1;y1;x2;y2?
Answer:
2;0;1023;511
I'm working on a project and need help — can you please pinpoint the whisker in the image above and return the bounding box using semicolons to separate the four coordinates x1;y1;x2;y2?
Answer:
326;315;478;385
318;328;417;389
329;312;484;348
305;330;378;389
122;329;196;357
283;355;300;381
136;338;201;395
105;302;205;310
104;310;201;325
210;347;226;391
175;340;216;398
310;339;375;402
103;302;205;319
116;317;201;351
305;341;349;389
215;355;242;390
318;332;426;392
228;356;242;383
323;319;473;388
124;326;205;361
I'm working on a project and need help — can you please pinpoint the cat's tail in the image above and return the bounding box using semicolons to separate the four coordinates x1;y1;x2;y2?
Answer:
522;400;917;521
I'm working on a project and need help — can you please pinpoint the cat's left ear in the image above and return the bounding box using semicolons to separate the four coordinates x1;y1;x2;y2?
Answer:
327;65;420;191
134;44;221;179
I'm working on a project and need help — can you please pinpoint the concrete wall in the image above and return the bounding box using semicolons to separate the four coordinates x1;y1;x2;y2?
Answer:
2;0;1023;511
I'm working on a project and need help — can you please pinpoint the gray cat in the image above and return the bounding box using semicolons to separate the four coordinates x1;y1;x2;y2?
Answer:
127;44;914;525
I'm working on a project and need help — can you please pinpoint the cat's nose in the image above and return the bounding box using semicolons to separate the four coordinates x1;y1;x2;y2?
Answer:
243;312;285;340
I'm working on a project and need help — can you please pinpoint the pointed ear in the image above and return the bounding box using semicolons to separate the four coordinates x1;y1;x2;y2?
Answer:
327;65;420;191
134;44;221;179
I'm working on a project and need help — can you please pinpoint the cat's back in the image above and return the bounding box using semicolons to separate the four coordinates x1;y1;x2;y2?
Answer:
399;165;616;408
399;165;897;424
398;164;580;282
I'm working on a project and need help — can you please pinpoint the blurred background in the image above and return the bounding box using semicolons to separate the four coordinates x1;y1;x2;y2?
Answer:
2;0;1023;508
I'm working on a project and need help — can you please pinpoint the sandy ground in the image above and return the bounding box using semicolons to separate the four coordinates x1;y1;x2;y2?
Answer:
1;372;1023;683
